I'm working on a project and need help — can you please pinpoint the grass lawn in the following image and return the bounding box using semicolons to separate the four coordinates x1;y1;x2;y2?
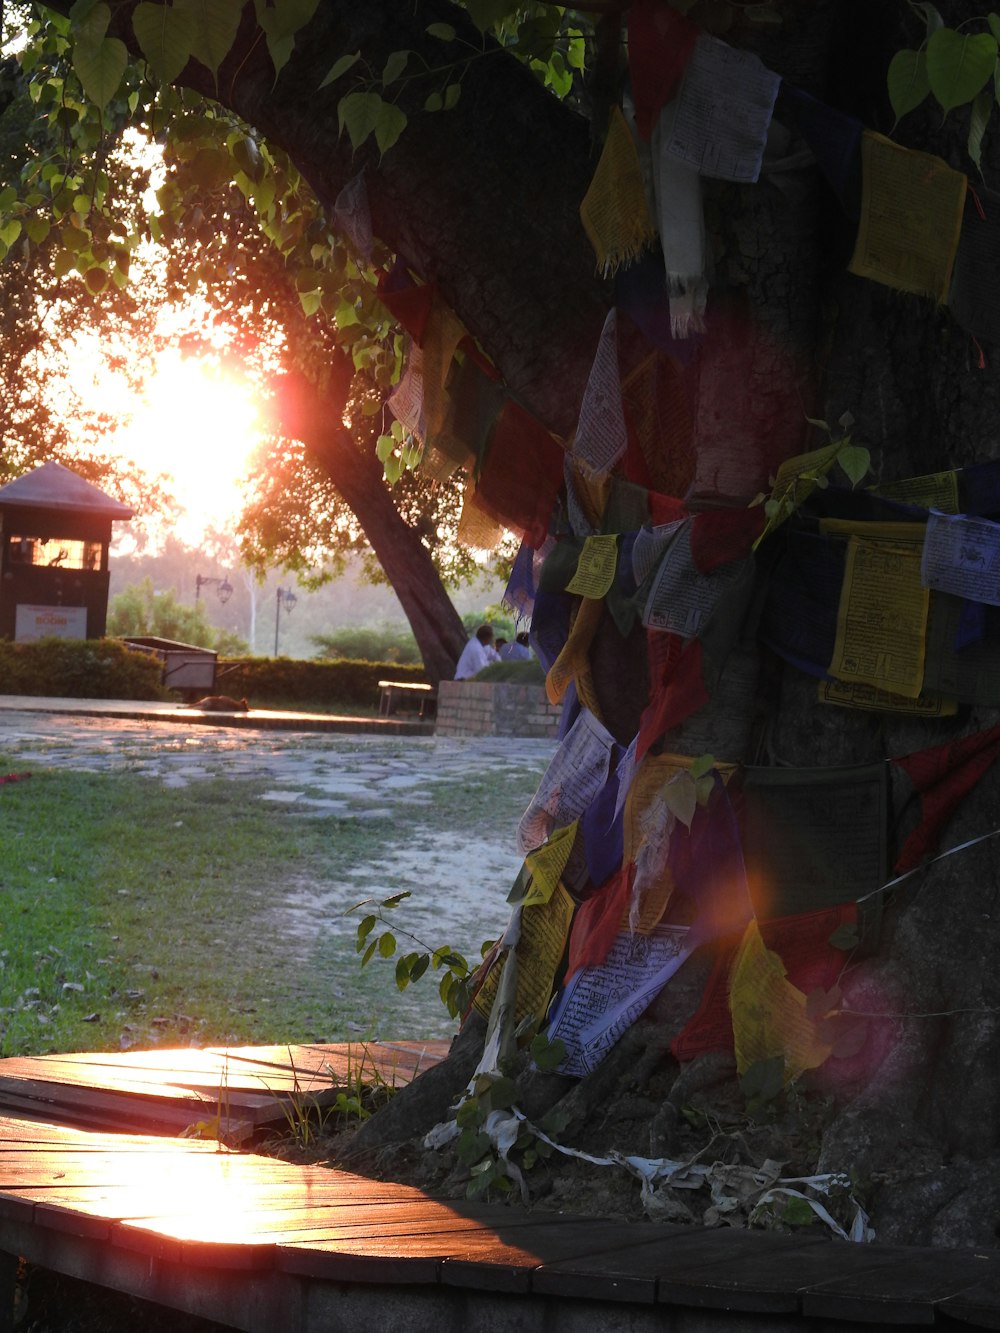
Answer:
0;747;540;1057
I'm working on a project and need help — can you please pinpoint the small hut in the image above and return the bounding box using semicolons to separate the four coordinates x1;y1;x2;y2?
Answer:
0;461;133;641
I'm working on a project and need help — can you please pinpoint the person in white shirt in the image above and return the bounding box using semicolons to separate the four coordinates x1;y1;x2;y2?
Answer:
500;631;532;661
454;624;500;679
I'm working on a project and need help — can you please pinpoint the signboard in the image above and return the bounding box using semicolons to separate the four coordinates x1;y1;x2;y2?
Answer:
15;604;87;642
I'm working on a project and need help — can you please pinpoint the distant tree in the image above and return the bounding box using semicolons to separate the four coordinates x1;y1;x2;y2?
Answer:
107;577;247;654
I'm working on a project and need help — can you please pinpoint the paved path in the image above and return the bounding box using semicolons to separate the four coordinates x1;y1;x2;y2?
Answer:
0;696;557;804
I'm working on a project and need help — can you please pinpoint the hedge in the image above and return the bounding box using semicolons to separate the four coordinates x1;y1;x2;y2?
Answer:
209;657;430;708
0;638;170;700
0;642;430;708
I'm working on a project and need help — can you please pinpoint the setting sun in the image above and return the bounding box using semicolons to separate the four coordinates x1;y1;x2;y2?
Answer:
116;351;263;544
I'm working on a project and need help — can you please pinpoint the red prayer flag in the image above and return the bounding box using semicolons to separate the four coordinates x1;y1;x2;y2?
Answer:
892;724;1000;872
376;275;436;346
690;508;766;572
636;635;709;761
475;399;565;548
648;490;687;526
565;863;636;981
627;0;700;141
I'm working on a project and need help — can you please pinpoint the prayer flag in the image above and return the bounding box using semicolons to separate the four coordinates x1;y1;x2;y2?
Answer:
572;308;628;478
636;635;709;761
892;724;1000;872
848;131;966;304
332;171;373;258
627;0;699;140
667;35;781;183
580;106;657;275
779;84;862;219
475;399;565;548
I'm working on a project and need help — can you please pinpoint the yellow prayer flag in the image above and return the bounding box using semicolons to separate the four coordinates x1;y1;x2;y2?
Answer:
523;822;578;908
848;131;966;304
422;301;467;441
828;533;929;699
729;920;833;1080
472;884;575;1029
458;488;506;550
546;594;603;706
580;106;657;275
566;535;619;599
870;470;960;514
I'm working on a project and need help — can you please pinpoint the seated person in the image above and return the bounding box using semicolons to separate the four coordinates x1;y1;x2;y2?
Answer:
500;631;532;661
454;624;499;679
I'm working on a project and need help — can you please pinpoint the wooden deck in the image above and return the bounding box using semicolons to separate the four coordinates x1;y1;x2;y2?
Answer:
0;1044;999;1331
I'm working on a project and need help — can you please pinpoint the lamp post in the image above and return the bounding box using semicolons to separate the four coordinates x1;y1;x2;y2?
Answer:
195;574;234;605
274;586;297;656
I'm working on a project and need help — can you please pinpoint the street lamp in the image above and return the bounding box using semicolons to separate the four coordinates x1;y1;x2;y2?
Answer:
274;586;298;655
196;574;234;605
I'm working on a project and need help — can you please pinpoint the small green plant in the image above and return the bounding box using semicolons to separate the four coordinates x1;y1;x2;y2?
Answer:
350;891;477;1018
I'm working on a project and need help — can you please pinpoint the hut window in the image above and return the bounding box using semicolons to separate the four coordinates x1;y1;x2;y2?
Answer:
7;536;102;571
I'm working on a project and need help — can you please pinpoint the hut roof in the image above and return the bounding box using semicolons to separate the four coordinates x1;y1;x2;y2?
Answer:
0;461;133;519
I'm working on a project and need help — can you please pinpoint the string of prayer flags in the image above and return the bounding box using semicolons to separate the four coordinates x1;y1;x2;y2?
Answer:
671;903;859;1062
949;186;1000;346
332;171;373;258
580;106;657;276
548;923;696;1077
626;0;699;140
729;920;835;1081
666;35;781;184
650;101;707;337
475;399;566;549
522;822;578;908
827;526;929;700
741;763;887;923
517;707;616;854
779;84;862;219
921;512;1000;606
473;884;575;1029
571;308;628;479
892;724;1000;873
848;131;966;305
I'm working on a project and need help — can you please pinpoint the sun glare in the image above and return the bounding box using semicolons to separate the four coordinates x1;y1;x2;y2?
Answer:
115;350;262;544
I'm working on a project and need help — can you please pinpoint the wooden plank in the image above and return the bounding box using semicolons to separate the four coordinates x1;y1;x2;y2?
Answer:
938;1273;1000;1329
533;1225;830;1304
799;1244;1000;1324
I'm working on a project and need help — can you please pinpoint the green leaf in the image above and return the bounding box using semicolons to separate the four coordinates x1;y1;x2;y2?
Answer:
836;445;871;488
887;48;930;121
443;82;461;110
24;216;51;244
361;939;377;967
174;0;243;78
424;91;443;112
990;13;1000;44
382;49;409;87
426;21;456;40
530;1033;566;1071
409;953;429;982
133;1;197;83
968;86;992;173
377;930;396;958
381;891;411;908
320;50;360;89
72;5;127;110
376;433;395;463
355;914;376;949
464;0;514;32
689;752;716;780
740;1054;785;1104
911;1;944;35
926;29;997;114
0;218;21;248
394;955;411;990
83;266;108;294
781;1195;819;1228
188;145;233;189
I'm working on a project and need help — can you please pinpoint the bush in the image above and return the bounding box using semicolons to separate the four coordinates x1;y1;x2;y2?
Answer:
474;660;545;684
0;638;170;700
311;625;421;664
216;657;430;708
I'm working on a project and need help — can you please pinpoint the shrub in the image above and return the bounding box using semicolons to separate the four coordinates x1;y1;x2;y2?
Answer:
311;625;421;664
216;657;430;708
0;638;170;700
